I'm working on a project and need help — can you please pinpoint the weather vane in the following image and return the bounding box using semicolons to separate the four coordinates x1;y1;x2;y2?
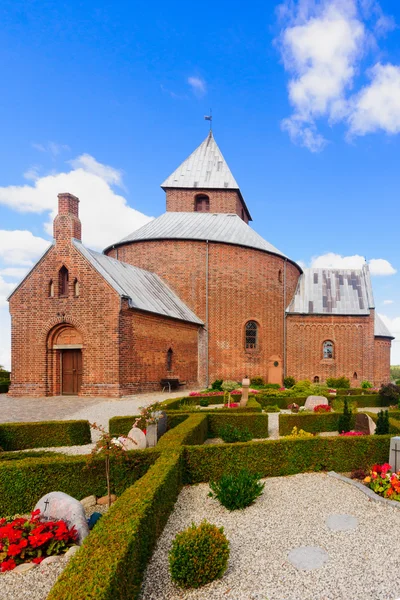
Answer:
204;108;212;132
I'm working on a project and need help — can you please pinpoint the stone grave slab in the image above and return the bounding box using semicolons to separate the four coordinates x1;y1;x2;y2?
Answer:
123;427;147;450
389;437;400;472
304;396;329;411
34;491;89;544
157;411;168;438
288;546;329;570
326;514;358;531
355;413;376;435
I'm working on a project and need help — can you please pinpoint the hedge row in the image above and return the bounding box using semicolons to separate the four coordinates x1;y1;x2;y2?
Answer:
278;413;348;435
157;414;208;449
0;449;159;515
48;449;182;600
337;388;377;396
208;413;269;439
0;381;10;394
257;395;307;409
160;395;226;410
184;435;391;484
0;420;91;451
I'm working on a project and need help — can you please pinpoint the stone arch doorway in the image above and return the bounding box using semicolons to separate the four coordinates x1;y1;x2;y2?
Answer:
47;324;83;395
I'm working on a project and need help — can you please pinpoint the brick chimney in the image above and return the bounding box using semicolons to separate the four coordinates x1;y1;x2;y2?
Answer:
53;193;82;242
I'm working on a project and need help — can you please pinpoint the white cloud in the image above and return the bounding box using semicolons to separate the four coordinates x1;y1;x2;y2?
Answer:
0;276;16;308
0;156;152;250
378;313;400;364
0;309;11;370
32;141;70;157
0;230;50;266
188;76;206;97
307;252;396;275
279;0;366;151
383;299;394;305
348;63;400;135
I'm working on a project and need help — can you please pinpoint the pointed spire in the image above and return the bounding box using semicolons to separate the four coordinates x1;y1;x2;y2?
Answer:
161;132;240;190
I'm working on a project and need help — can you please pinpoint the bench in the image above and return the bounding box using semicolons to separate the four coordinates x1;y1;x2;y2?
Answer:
160;378;186;393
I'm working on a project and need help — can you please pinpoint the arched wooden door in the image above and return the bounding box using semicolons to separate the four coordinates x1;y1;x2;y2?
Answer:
62;350;82;395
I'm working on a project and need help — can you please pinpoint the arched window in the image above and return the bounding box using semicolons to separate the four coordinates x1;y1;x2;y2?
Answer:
74;278;80;297
48;280;54;298
278;270;283;283
323;340;334;359
314;375;320;383
245;321;258;350
353;371;358;380
166;348;173;371
194;194;210;212
59;266;69;297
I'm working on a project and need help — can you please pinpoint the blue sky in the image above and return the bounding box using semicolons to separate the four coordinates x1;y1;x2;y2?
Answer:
1;0;400;369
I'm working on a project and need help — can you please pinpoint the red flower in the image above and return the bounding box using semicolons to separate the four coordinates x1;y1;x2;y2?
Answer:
32;557;44;564
1;559;16;572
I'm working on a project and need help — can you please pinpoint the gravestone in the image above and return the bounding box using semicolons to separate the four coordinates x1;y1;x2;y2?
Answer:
146;424;157;447
123;427;147;450
157;411;168;438
240;377;250;408
389;437;400;472
355;413;376;435
34;491;89;544
304;395;328;411
288;546;329;570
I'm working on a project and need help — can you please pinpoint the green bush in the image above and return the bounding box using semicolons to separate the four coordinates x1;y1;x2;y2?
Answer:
0;380;10;393
375;410;390;435
396;379;400;386
209;469;265;510
211;379;223;391
199;398;209;407
218;424;252;443
326;376;351;389
361;380;373;389
0;449;159;515
169;521;229;589
49;450;182;600
0;370;10;381
184;436;391;484
157;414;208;449
379;383;400;404
263;404;280;413
250;376;265;386
279;413;344;436
221;380;240;392
337;398;353;434
364;412;400;435
208;413;269;439
283;376;296;388
0;420;91;451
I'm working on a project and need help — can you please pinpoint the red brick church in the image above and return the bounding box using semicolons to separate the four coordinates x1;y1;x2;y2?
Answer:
8;133;393;397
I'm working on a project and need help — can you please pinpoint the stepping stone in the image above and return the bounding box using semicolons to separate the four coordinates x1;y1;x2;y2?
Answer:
288;546;329;570
14;562;37;574
326;513;358;531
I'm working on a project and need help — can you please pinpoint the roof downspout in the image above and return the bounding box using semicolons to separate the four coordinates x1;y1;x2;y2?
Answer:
283;258;287;381
205;240;209;388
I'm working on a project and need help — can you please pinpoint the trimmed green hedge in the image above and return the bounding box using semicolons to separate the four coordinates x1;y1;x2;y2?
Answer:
48;449;182;600
0;420;91;451
161;395;226;410
337;388;377;396
257;395;307;409
0;381;10;394
353;394;391;407
279;413;344;435
0;450;159;515
157;414;208;449
208;413;268;439
184;435;391;484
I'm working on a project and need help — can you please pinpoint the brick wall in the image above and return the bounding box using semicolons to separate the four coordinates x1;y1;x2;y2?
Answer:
107;239;301;385
165;188;249;222
118;305;199;394
286;313;379;385
374;337;392;386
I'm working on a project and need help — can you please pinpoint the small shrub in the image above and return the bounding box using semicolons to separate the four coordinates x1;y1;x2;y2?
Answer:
199;399;209;407
361;380;373;389
209;469;265;510
326;376;351;389
337;398;353;433
375;410;389;435
264;404;280;413
218;424;252;443
283;376;296;388
169;521;229;588
211;379;223;391
221;380;241;392
380;383;400;404
250;376;265;386
331;398;357;413
284;426;314;438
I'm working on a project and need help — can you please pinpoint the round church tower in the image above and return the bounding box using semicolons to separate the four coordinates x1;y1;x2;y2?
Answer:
104;132;302;385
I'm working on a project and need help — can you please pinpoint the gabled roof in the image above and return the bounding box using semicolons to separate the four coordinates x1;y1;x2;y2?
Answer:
162;131;240;191
161;132;252;221
73;240;203;325
286;266;375;315
106;212;295;263
375;313;394;339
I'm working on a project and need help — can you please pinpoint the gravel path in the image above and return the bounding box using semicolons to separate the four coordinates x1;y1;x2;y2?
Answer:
139;472;400;600
0;555;70;600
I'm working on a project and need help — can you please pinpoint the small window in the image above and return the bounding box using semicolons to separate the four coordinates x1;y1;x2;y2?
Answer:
166;348;173;372
323;340;334;359
74;278;80;297
314;375;320;383
59;266;69;297
194;194;210;212
278;270;282;283
353;371;358;380
245;321;258;350
48;280;54;298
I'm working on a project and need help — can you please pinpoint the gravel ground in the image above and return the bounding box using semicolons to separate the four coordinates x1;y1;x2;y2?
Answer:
139;472;400;600
0;555;70;600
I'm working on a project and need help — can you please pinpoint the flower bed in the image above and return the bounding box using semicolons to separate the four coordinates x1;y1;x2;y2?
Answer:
0;510;77;572
364;463;400;501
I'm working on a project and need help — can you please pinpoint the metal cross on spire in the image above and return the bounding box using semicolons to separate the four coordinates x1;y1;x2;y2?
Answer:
204;109;212;132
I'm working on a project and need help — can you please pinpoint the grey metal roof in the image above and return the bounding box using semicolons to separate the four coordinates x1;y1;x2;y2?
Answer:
73;240;203;325
375;313;394;338
286;266;375;315
161;132;240;191
109;212;290;259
